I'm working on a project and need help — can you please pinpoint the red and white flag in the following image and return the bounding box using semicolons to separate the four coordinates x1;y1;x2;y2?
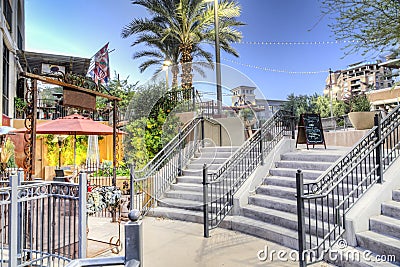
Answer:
89;43;110;85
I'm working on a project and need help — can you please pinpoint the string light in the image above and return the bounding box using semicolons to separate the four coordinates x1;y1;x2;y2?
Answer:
233;40;360;46
223;58;329;75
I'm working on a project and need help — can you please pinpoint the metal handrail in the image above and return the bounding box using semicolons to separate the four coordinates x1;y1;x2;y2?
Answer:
203;110;294;236
131;116;202;215
297;104;400;266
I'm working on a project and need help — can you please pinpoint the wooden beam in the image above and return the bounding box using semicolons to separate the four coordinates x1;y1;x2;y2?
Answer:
20;72;122;101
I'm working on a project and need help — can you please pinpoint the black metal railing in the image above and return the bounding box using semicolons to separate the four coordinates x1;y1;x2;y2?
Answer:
131;116;202;216
297;105;400;266
203;110;295;237
0;171;83;266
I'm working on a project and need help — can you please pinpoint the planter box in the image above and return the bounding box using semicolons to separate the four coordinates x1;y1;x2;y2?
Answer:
348;112;376;130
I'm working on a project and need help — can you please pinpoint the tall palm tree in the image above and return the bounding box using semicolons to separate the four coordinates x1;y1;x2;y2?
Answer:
122;0;244;89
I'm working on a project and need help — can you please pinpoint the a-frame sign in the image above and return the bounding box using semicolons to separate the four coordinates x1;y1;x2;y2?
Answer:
296;113;326;150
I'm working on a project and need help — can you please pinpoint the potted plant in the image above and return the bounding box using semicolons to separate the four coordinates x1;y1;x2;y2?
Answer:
347;94;376;130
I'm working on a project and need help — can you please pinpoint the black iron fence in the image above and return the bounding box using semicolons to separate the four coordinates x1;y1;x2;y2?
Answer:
296;105;400;266
203;110;295;237
131;117;202;216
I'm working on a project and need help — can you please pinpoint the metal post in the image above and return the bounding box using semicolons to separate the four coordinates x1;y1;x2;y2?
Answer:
291;113;296;140
125;210;143;266
214;0;222;115
112;99;117;187
219;124;222;146
17;170;23;260
203;164;210;238
296;170;306;267
178;128;183;176
260;130;264;166
130;164;135;211
201;117;205;148
374;114;383;183
9;174;19;267
192;87;196;111
78;172;88;258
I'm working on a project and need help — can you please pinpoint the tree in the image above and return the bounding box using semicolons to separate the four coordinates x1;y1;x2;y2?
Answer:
123;82;182;169
96;72;137;114
122;0;244;89
320;0;400;55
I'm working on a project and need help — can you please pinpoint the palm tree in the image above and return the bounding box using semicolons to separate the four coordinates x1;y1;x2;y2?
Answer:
122;0;244;89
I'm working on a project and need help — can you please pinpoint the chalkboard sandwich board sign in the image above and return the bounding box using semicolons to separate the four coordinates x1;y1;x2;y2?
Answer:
296;113;326;149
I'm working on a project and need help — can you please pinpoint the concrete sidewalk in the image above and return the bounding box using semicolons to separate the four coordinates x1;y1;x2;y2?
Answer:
88;216;333;267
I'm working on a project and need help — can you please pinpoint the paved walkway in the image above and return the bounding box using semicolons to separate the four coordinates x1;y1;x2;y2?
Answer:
88;216;333;267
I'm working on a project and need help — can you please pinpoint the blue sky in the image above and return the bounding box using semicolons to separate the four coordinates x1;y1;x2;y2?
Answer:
25;0;377;101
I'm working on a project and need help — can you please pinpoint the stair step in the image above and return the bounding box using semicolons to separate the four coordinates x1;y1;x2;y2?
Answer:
256;185;296;200
170;183;202;192
164;190;203;202
281;152;343;162
221;216;319;250
148;206;204;224
176;176;203;184
263;176;314;188
189;157;229;165
248;194;336;222
158;197;203;211
392;189;400;202
356;231;400;265
194;151;233;158
382;200;400;220
275;160;333;171
200;146;239;153
185;163;221;170
269;168;323;180
241;205;331;238
370;215;400;240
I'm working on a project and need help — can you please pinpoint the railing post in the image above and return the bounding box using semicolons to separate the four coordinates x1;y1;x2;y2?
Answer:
9;174;19;267
203;164;210;238
130;164;135;211
17;170;23;261
219;124;222;146
374;114;383;183
78;171;88;258
290;110;296;139
201;116;205;148
259;129;264;166
125;210;143;266
178;127;183;176
192;87;196;111
296;170;306;267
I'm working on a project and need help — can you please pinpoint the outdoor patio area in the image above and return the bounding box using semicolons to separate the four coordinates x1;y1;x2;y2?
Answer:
89;216;333;267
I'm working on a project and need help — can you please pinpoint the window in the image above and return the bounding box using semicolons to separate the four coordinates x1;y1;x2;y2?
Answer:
3;0;12;31
3;43;9;116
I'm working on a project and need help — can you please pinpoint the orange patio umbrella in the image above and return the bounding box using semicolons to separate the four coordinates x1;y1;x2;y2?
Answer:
13;114;125;168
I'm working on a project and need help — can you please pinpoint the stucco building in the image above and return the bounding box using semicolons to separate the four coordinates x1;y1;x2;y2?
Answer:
1;0;25;125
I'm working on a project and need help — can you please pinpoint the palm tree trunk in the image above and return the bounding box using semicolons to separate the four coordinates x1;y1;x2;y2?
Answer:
179;44;193;90
171;65;179;90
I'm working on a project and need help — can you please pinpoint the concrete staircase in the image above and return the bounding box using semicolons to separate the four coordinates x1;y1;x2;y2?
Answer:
222;148;348;249
354;188;400;265
149;146;238;221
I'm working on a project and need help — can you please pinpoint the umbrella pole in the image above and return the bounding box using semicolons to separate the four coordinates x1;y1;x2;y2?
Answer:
74;133;76;170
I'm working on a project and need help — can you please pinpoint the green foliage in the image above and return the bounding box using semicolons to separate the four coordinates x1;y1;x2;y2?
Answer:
128;81;167;120
321;0;400;55
96;72;137;111
44;135;88;166
282;94;350;124
349;94;371;112
124;108;181;170
122;0;244;87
